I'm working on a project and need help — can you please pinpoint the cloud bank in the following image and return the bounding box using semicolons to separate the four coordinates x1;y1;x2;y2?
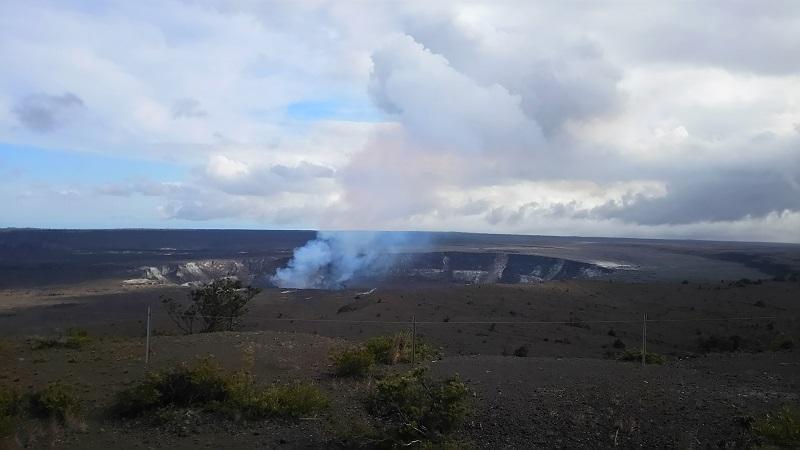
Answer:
1;1;799;242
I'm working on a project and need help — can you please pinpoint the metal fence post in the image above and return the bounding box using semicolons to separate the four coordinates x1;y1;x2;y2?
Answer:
145;306;151;365
641;313;647;366
411;315;416;366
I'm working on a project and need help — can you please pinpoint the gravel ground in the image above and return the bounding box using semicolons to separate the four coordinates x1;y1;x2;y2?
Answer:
1;280;798;448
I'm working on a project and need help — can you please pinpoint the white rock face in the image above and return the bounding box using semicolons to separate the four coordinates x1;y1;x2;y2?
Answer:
121;278;160;286
131;260;252;286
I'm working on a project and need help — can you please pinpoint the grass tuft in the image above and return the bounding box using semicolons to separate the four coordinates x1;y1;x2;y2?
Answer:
111;358;328;420
768;334;795;352
330;347;375;378
752;405;800;447
0;385;23;437
367;367;471;445
365;331;437;365
617;348;666;365
244;382;330;418
28;383;80;422
330;332;440;378
696;334;742;353
32;328;91;350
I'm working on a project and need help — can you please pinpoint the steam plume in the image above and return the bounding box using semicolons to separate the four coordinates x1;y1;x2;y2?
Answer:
270;231;428;289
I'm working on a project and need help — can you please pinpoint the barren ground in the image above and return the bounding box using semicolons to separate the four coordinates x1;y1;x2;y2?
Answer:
1;279;798;448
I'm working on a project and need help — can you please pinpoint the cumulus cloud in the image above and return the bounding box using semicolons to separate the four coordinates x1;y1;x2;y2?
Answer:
369;35;542;152
1;0;799;242
12;92;85;132
591;170;800;225
203;155;336;196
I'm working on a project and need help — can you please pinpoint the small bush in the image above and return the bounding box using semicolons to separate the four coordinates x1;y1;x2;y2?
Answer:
618;348;666;365
365;335;399;364
368;368;471;445
513;345;529;357
612;338;626;349
32;328;91;350
112;358;231;417
162;279;260;334
365;332;437;365
32;337;62;349
111;378;163;418
752;405;800;447
0;386;23;437
329;333;440;378
697;334;742;353
245;382;329;418
29;383;80;422
769;335;795;351
330;347;374;378
111;358;328;420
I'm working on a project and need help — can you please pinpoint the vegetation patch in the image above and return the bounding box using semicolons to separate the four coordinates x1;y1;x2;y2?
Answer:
162;279;261;334
751;405;800;448
696;334;742;353
768;334;795;352
32;328;91;350
364;332;438;365
364;368;471;447
1;383;83;436
365;334;405;365
242;382;330;419
330;347;375;378
0;385;23;437
111;358;328;420
773;273;799;282
617;348;666;365
330;332;440;378
29;383;80;422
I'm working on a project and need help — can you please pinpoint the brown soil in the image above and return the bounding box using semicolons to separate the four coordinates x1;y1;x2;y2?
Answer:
1;280;798;448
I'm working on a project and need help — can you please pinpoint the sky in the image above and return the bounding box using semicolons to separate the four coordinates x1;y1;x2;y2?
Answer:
0;1;799;243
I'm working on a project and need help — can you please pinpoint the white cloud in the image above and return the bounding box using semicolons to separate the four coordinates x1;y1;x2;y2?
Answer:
1;0;799;242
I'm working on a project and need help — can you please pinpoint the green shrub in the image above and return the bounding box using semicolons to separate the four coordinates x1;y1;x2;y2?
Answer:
32;328;91;350
618;348;666;365
365;332;437;365
697;334;742;353
112;358;231;417
0;386;23;437
769;335;795;351
752;405;800;447
364;335;396;364
29;383;79;422
245;382;329;418
111;358;328;420
368;368;471;444
330;333;440;378
330;347;375;377
162;279;260;334
111;378;163;418
64;328;91;348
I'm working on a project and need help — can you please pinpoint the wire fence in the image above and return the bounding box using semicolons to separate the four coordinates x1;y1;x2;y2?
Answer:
179;315;780;324
143;309;788;368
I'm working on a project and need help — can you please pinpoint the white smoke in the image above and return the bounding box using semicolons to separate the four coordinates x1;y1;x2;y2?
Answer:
270;231;429;289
